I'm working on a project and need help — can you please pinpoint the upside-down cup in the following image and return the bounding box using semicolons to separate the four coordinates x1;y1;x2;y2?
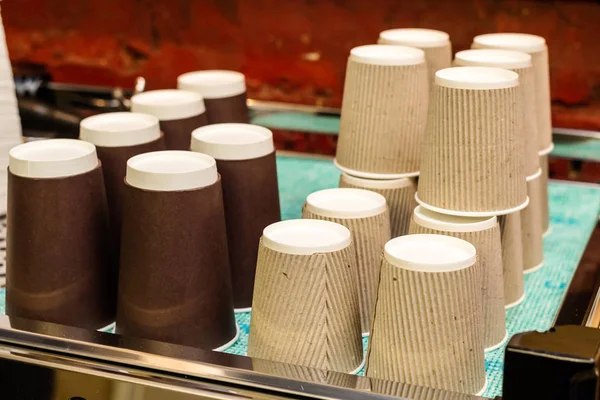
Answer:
6;139;114;330
540;153;551;235
79;112;166;258
301;188;391;334
378;28;452;84
191;124;281;311
417;67;528;216
409;206;506;351
454;49;539;177
522;169;544;273
131;89;207;150
178;70;249;124
498;213;525;308
248;219;363;374
116;151;237;350
339;173;416;238
335;45;428;178
366;234;486;395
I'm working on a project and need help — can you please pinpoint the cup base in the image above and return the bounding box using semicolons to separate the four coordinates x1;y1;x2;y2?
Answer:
334;158;419;180
505;292;526;310
543;226;552;237
415;193;530;217
538;142;555;156
234;307;251;313
97;321;116;332
484;330;509;353
213;323;241;352
523;261;544;275
350;355;367;375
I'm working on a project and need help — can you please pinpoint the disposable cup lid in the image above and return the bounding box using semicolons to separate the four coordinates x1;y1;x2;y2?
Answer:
80;112;161;147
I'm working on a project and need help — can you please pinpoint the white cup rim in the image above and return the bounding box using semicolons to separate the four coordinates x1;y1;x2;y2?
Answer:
378;28;450;48
131;90;206;121
435;66;519;90
191;123;274;160
454;49;532;69
305;188;387;219
177;70;246;99
341;173;414;189
350;44;425;66
412;205;497;233
80;112;161;147
473;33;546;54
262;219;351;255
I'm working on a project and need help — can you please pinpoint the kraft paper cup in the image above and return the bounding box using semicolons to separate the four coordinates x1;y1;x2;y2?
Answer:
251;359;358;387
540;151;551;235
339;173;417;238
178;70;249;124
378;28;452;84
417;66;528;216
116;151;237;350
248;219;363;374
454;49;539;176
335;45;428;178
366;234;486;395
409;206;506;351
7;139;114;330
498;213;525;308
191;124;281;311
131;89;207;150
472;33;552;152
301;188;391;334
522;169;544;274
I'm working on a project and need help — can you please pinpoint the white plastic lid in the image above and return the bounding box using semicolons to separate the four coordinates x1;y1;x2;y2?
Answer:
350;45;425;66
191;123;274;160
177;70;246;99
305;188;387;219
454;49;532;69
473;33;546;54
9;139;98;178
384;234;476;272
435;66;519;90
130;90;206;121
341;173;413;190
262;219;351;255
378;28;450;48
79;112;161;147
126;151;217;191
413;205;497;233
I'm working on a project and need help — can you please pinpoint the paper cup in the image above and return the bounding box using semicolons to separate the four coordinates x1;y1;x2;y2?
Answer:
522;169;544;273
248;219;363;373
366;234;486;395
335;45;428;178
417;67;528;216
251;358;359;386
302;188;391;334
454;49;539;176
131;89;207;150
191;124;281;311
472;33;552;152
339;173;416;238
116;151;237;350
6;139;114;329
498;212;525;308
178;70;249;124
540;152;551;234
378;28;452;84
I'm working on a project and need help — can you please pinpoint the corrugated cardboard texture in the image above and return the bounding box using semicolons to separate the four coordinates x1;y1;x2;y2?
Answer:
370;379;481;400
116;177;237;350
513;66;540;176
498;213;525;306
365;257;486;394
204;92;249;124
217;152;281;309
248;242;363;373
418;84;527;213
408;221;506;349
302;207;391;333
540;154;550;233
336;59;428;175
422;43;453;85
531;48;553;151
6;164;114;329
339;176;417;238
159;112;208;150
251;358;358;387
522;175;544;271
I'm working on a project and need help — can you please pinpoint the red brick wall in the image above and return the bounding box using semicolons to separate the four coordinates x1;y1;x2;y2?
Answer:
4;0;600;129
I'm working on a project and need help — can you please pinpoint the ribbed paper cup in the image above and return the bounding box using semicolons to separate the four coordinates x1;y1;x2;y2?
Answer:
339;173;416;237
472;33;552;152
335;45;428;178
378;28;452;84
498;213;525;308
251;358;358;387
522;169;544;273
540;152;551;235
408;206;506;351
248;220;363;373
417;66;528;216
454;49;539;176
366;234;486;395
301;188;391;334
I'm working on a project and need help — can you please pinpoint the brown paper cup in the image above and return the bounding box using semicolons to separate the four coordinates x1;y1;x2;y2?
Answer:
417;67;528;216
378;28;452;84
366;234;486;395
302;188;391;334
498;212;525;308
131;89;208;150
522;169;544;273
339;173;417;238
7;139;114;329
335;45;428;178
248;220;363;373
116;151;237;350
191;124;281;310
540;152;551;235
178;70;249;124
